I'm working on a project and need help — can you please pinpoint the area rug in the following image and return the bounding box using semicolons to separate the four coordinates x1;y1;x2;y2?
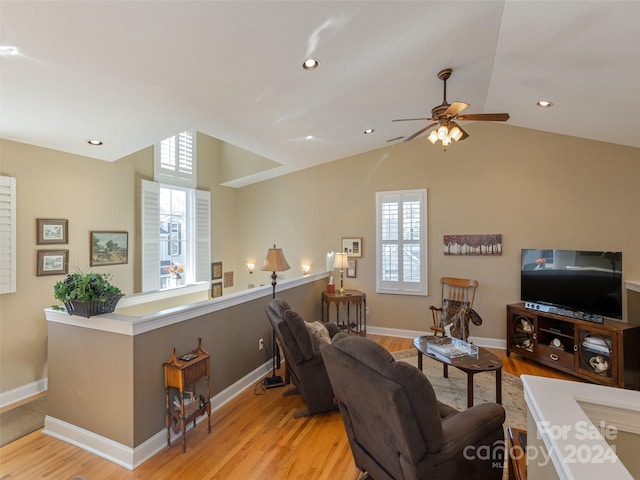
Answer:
392;349;526;431
0;396;47;447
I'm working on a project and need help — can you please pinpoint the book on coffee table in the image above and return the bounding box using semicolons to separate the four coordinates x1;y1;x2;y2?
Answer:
427;337;478;358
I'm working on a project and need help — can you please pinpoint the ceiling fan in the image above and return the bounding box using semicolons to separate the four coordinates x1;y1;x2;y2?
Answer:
392;68;510;145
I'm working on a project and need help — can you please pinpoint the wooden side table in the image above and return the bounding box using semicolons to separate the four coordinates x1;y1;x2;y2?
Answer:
322;289;366;336
163;337;211;453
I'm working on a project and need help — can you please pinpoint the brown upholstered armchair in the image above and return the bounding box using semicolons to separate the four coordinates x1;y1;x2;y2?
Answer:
320;334;505;480
265;298;340;418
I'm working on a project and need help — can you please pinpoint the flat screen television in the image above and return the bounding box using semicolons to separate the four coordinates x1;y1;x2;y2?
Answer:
521;249;623;320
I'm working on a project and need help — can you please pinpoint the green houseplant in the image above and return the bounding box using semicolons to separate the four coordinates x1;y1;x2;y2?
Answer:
53;271;123;317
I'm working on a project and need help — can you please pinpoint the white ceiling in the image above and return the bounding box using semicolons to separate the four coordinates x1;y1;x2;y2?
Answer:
1;1;639;186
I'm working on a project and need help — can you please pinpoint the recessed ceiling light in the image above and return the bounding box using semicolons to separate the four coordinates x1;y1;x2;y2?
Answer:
302;58;319;71
537;100;554;108
363;128;375;134
88;139;103;146
0;45;19;56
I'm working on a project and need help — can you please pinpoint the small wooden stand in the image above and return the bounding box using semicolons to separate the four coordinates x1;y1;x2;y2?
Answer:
508;427;527;480
163;337;211;453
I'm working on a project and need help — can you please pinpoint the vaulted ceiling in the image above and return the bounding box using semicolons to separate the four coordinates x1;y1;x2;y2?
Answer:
1;1;638;186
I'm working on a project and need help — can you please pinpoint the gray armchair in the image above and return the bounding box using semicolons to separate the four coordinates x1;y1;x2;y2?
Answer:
320;334;506;479
265;298;340;417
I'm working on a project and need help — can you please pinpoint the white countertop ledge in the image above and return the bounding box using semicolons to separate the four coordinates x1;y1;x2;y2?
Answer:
45;272;328;336
521;374;639;480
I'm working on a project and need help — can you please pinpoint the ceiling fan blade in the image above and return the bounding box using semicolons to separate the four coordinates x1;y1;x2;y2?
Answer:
392;117;431;122
443;101;469;117
403;123;437;142
450;121;469;141
456;113;510;122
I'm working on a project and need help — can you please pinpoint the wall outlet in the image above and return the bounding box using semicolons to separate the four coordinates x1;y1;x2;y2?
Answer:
258;338;264;350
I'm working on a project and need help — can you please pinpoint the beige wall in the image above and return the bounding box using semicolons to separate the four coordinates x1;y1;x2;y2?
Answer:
1;122;639;397
236;122;640;339
47;279;327;447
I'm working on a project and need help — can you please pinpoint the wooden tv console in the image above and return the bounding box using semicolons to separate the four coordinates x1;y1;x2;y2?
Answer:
506;303;640;389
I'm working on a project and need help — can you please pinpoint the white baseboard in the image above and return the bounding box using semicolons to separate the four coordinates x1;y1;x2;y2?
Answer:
43;360;272;470
366;325;425;338
0;378;48;408
468;335;507;350
367;326;506;349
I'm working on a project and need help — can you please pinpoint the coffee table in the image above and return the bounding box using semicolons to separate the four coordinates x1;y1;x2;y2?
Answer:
413;335;502;408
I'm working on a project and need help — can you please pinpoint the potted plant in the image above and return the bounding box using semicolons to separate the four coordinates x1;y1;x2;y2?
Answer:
53;270;123;318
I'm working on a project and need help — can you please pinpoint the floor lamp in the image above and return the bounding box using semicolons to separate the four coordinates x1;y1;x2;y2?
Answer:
261;244;290;389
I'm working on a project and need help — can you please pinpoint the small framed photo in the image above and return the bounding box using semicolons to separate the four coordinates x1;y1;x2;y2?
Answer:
342;237;362;258
211;282;222;298
90;231;128;266
36;218;68;245
212;262;223;280
37;249;69;276
347;258;357;278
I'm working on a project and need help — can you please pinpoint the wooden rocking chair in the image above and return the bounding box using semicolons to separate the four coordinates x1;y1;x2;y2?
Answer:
430;277;479;336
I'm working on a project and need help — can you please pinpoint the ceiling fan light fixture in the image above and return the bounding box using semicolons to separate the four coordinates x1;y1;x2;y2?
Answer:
437;125;449;140
450;126;462;141
428;130;438;144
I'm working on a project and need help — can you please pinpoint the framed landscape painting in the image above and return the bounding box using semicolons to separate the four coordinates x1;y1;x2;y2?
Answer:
90;231;128;266
36;218;68;245
37;249;69;276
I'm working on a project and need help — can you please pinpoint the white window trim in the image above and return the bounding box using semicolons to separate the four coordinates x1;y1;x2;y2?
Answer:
376;188;428;296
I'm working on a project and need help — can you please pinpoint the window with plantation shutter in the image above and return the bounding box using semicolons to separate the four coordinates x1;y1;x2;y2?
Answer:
154;130;196;188
376;189;427;296
142;131;210;292
0;176;17;294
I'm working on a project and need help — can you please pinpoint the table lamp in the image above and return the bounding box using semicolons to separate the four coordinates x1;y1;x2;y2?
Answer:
333;252;349;294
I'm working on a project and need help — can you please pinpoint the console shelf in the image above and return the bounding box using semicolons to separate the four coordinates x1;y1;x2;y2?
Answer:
507;303;640;389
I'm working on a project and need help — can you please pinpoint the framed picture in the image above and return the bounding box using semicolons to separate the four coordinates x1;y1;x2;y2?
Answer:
90;231;128;266
212;262;223;280
347;258;357;278
443;234;503;256
211;282;222;298
223;271;234;288
37;249;69;276
36;218;68;245
342;237;362;258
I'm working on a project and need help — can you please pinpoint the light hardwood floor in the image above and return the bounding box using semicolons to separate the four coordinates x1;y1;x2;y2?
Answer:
0;334;576;480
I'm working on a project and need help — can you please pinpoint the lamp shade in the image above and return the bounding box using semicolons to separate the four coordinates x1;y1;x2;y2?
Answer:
333;252;349;269
261;245;291;272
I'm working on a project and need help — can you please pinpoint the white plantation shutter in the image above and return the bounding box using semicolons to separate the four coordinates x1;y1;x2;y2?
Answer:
154;130;196;188
0;176;17;294
195;190;211;283
141;180;161;292
376;189;427;295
